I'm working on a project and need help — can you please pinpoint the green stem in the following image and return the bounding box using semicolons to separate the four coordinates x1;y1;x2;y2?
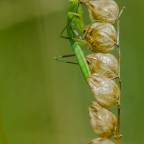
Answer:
116;20;121;144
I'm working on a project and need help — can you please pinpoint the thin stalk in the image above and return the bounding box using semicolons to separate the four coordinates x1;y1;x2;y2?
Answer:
116;20;121;144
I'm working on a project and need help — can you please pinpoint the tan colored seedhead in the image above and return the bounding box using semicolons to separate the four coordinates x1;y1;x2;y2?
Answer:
88;137;115;144
88;102;117;137
85;23;116;53
88;73;120;107
86;0;119;23
86;53;119;78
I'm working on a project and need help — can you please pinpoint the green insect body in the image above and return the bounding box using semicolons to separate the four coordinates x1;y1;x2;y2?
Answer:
67;0;91;78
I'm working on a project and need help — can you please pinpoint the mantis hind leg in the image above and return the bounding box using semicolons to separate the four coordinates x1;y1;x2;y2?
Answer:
60;11;81;38
60;17;87;46
54;54;78;65
60;0;82;36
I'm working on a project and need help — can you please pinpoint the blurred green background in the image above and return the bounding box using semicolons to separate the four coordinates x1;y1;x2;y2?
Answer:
0;0;143;144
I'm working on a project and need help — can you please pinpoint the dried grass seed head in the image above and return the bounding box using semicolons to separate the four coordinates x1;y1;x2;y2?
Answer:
86;0;119;23
85;23;116;53
88;73;120;107
86;53;119;78
88;138;115;144
88;102;117;137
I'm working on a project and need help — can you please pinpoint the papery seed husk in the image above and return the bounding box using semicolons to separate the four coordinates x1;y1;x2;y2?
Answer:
86;0;119;24
88;137;115;144
85;23;116;53
88;73;120;107
88;102;117;137
86;53;118;78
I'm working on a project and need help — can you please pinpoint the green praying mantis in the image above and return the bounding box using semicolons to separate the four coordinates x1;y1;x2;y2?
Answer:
55;0;91;79
55;1;125;144
55;0;124;80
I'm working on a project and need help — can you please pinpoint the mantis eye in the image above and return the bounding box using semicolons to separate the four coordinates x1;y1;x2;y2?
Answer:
88;73;120;107
86;53;119;78
85;22;116;53
88;137;115;144
86;0;119;23
88;102;117;137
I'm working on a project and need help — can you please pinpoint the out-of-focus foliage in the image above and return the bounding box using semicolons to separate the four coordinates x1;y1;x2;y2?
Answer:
0;0;144;144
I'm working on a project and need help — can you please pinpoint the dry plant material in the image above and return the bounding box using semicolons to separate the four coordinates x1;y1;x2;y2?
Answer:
84;0;119;23
86;53;118;78
83;0;123;143
85;23;116;53
88;73;120;107
88;137;115;144
88;102;117;137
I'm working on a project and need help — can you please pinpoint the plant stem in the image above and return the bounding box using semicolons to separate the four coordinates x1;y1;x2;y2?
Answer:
116;20;121;144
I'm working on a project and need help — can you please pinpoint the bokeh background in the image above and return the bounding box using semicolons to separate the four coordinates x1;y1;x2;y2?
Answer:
0;0;143;144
